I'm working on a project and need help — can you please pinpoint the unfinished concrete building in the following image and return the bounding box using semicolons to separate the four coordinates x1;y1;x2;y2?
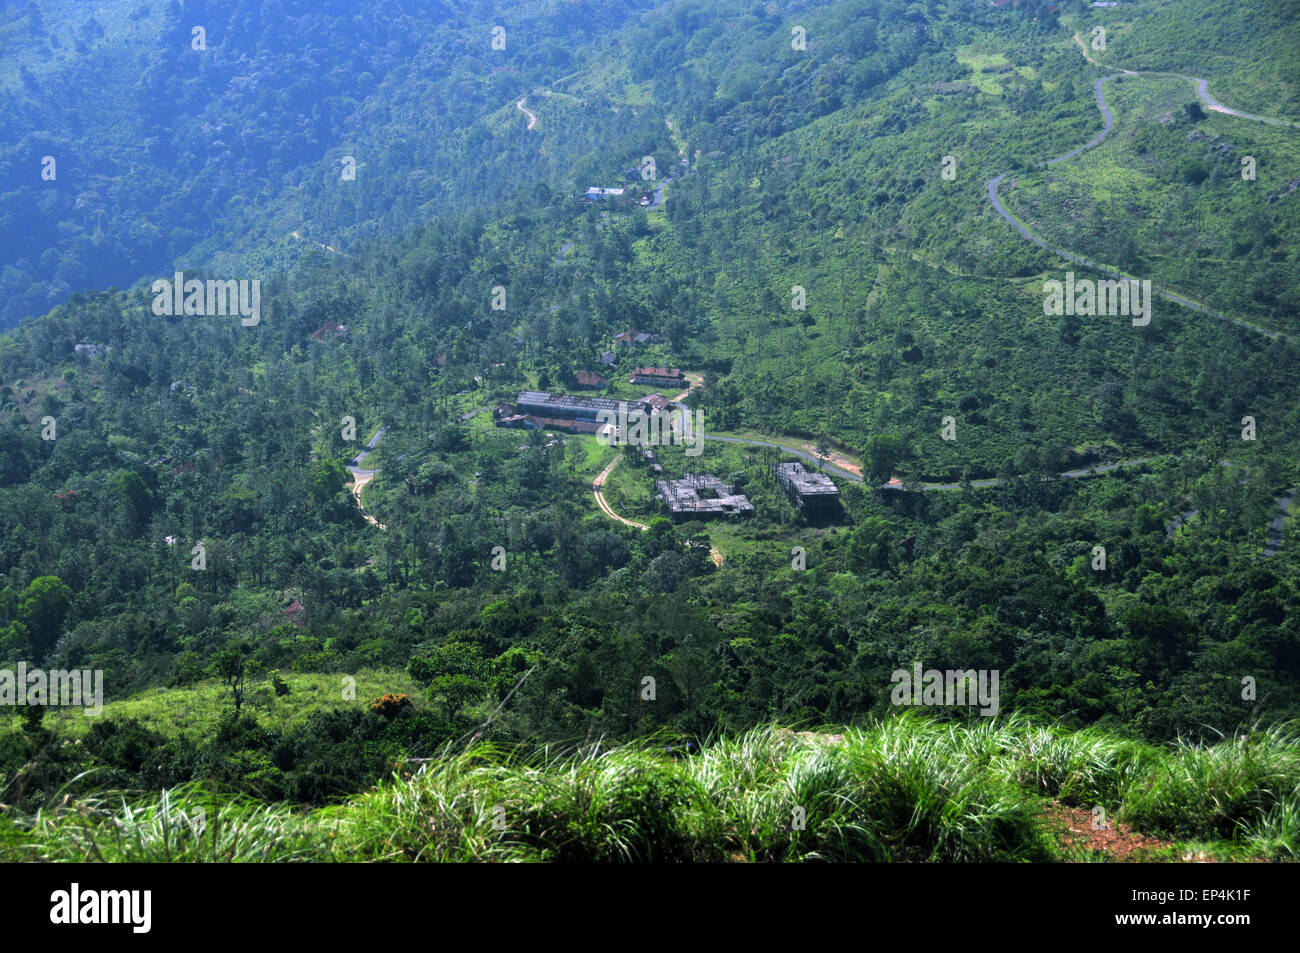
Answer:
655;474;755;520
775;462;840;513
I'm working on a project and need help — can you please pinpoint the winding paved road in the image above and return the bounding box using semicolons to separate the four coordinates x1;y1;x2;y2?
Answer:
516;98;538;131
347;426;387;529
702;434;864;482
986;36;1296;341
1195;80;1300;129
702;433;1158;491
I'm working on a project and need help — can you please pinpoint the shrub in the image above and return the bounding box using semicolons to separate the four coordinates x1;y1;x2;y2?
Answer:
368;693;413;720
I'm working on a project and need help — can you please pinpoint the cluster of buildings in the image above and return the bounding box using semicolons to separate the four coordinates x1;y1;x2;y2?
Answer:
488;384;844;526
654;463;842;522
583;185;654;206
572;331;670;380
614;330;661;345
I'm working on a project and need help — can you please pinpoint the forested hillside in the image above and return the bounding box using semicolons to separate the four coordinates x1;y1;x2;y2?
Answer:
1;0;1298;862
0;0;675;326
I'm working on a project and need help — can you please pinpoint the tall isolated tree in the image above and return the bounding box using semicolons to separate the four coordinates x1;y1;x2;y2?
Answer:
10;576;73;659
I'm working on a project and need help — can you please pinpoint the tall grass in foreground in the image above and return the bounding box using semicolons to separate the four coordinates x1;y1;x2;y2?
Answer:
3;716;1296;862
1120;723;1300;841
9;783;319;862
992;716;1159;807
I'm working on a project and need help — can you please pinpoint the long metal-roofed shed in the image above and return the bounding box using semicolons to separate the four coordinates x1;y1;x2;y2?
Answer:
496;391;659;437
515;391;645;421
775;462;840;511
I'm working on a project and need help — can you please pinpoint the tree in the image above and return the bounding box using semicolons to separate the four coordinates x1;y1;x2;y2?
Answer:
862;433;905;482
309;458;350;506
1122;604;1195;677
848;517;894;571
111;469;155;533
408;642;488;719
212;648;255;715
12;576;72;659
425;674;480;720
368;692;411;720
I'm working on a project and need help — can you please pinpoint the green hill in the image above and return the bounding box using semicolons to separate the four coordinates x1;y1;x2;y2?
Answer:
2;0;1299;863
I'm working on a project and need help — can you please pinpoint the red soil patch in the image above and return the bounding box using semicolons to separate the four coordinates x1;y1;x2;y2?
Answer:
1041;801;1208;862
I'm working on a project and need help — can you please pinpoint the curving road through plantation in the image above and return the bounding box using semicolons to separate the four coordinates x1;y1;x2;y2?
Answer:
986;35;1296;341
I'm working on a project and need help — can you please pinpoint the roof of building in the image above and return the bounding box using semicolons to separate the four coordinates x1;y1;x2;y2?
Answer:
614;330;660;344
517;391;628;415
631;366;683;378
497;414;535;427
775;462;840;497
574;370;607;387
656;474;755;516
643;393;671;411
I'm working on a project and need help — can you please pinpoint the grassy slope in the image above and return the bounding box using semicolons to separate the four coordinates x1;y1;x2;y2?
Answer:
6;669;422;740
2;715;1295;862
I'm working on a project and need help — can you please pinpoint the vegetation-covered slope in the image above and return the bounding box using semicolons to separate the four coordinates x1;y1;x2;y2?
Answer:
1;0;1298;860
